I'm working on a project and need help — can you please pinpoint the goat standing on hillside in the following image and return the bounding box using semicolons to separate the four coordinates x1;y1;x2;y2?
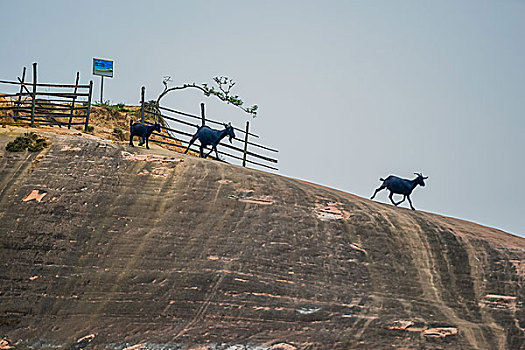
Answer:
184;123;235;159
129;121;161;149
371;173;428;210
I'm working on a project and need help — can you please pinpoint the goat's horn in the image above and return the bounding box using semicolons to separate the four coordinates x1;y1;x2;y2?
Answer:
423;176;428;179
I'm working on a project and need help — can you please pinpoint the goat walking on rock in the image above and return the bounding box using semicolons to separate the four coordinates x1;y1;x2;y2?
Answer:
184;123;235;159
129;121;161;149
371;173;428;210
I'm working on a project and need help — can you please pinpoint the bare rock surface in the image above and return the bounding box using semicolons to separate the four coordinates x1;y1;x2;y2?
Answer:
0;127;524;349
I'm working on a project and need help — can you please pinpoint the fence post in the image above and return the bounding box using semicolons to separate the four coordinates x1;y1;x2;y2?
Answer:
140;86;145;123
84;80;93;132
200;103;205;126
242;121;250;167
14;66;26;122
30;63;37;126
68;72;80;129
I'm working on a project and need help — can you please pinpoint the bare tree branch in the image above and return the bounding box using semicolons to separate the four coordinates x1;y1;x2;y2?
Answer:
155;76;258;118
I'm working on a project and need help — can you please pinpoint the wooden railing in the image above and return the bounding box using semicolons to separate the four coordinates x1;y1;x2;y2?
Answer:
138;87;279;170
0;63;93;131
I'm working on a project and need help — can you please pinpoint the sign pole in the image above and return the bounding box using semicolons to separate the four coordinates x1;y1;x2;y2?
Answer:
100;76;104;104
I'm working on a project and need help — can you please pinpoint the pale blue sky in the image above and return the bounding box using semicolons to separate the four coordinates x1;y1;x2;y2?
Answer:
1;1;524;237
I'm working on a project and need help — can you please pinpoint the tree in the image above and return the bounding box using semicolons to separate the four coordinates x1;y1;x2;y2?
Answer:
155;76;258;118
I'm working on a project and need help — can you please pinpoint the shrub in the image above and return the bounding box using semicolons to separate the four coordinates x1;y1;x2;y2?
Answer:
6;136;29;152
28;139;47;152
98;101;129;112
113;103;129;112
6;133;48;152
112;127;125;140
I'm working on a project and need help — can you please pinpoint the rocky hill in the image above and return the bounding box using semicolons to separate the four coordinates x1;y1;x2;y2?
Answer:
0;126;523;350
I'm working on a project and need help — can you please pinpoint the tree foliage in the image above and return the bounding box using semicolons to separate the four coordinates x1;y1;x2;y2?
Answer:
156;76;258;118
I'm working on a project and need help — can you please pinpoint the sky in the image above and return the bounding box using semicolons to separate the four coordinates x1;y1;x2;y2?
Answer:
1;1;524;237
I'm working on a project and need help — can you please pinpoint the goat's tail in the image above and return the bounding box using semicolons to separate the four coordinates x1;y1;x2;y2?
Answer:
380;178;385;182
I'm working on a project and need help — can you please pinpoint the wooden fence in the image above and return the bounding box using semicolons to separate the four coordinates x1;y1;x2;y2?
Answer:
0;63;93;131
0;68;277;170
139;87;279;171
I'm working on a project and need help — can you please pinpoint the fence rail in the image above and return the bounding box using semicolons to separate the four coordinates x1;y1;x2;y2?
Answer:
0;63;93;131
0;80;91;89
158;105;261;139
139;87;278;170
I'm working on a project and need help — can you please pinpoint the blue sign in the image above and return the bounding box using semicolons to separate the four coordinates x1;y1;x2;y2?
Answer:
93;58;113;77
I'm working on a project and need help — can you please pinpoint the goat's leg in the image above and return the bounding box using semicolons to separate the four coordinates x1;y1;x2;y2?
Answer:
145;137;149;149
184;136;197;154
370;186;385;199
138;136;145;146
389;192;399;206
129;124;134;146
394;195;406;206
389;192;396;205
200;145;205;158
214;145;220;160
407;195;415;210
205;145;215;159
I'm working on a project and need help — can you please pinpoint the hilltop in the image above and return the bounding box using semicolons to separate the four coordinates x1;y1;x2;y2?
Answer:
0;99;197;157
0;124;523;350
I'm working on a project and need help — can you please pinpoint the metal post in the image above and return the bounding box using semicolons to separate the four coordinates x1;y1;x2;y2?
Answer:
140;86;145;123
242;121;250;167
100;75;104;104
68;72;80;129
85;80;93;132
200;103;205;126
14;66;26;122
30;62;37;126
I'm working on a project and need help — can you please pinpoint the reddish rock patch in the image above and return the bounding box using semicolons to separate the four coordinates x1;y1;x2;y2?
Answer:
422;327;458;337
22;189;47;202
121;151;184;163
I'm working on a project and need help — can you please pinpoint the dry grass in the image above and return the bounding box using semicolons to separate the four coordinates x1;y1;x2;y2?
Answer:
0;100;199;156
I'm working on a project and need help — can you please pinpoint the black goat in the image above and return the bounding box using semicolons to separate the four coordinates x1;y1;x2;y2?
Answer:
184;123;235;159
371;173;428;210
129;121;161;149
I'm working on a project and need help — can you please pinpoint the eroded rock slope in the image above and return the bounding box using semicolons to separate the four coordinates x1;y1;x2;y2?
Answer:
0;128;523;349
